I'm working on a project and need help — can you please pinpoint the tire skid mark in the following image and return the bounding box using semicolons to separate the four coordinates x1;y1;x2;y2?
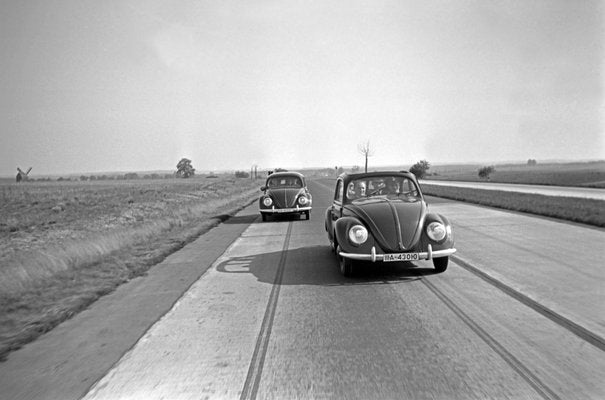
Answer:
451;254;605;352
240;222;293;400
422;278;562;400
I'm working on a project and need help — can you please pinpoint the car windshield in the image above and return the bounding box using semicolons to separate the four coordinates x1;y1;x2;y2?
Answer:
267;175;303;188
345;175;420;202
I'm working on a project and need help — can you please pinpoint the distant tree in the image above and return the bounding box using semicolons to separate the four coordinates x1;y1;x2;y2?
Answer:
409;160;431;179
79;175;88;181
358;140;374;173
124;172;139;180
351;165;360;173
235;170;250;178
527;159;538;166
274;168;287;173
478;165;495;180
176;158;195;178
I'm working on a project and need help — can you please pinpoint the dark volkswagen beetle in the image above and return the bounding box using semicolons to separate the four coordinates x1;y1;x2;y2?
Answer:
259;171;312;221
325;171;456;275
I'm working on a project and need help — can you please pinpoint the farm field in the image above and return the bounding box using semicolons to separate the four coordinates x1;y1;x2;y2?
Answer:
0;176;260;360
424;160;605;188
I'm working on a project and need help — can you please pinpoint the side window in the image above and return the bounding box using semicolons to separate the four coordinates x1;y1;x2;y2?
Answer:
335;180;344;203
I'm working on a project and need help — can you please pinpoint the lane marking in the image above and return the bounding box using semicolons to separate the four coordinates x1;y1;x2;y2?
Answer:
240;222;293;400
451;254;605;353
423;278;562;400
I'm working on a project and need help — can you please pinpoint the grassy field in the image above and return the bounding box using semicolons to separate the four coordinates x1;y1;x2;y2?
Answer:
0;176;260;360
424;160;605;188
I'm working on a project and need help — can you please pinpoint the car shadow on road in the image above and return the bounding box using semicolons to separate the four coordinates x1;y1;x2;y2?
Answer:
219;213;309;225
261;214;309;222
215;245;440;286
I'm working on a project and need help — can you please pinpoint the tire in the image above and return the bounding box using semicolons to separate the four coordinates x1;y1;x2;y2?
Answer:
304;211;310;220
433;257;449;273
337;245;354;276
261;213;268;222
329;233;336;253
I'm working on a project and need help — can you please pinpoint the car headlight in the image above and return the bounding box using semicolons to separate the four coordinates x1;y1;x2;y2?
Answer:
348;225;368;245
298;196;308;205
427;222;446;241
263;197;273;207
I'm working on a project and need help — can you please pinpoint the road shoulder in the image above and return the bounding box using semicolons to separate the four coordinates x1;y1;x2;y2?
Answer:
0;205;258;400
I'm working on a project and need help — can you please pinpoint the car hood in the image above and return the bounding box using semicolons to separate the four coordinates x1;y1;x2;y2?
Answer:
345;198;426;251
268;187;305;208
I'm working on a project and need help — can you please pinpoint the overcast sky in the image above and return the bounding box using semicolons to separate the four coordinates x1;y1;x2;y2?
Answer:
1;0;603;176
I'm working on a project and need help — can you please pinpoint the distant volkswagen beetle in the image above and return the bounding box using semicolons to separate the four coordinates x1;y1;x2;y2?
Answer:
325;171;456;276
259;171;312;221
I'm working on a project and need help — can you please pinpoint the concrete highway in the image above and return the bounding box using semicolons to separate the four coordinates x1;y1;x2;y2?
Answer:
1;179;604;399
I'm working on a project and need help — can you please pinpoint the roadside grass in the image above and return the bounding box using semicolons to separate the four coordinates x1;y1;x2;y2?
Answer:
421;184;605;227
0;176;260;360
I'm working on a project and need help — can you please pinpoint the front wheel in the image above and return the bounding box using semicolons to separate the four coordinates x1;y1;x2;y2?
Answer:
304;211;310;220
433;257;449;273
336;245;354;276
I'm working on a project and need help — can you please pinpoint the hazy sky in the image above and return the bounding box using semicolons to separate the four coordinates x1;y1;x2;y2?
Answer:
1;0;603;176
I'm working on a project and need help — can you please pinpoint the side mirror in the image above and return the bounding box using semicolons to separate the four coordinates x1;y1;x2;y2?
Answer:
260;186;267;191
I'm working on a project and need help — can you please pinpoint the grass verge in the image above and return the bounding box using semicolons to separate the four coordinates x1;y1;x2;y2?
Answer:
0;181;259;361
421;184;605;227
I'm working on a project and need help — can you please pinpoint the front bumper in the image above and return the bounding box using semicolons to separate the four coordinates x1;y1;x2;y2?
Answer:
339;244;456;262
260;206;312;214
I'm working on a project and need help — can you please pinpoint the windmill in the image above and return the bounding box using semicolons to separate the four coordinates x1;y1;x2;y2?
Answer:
16;167;32;182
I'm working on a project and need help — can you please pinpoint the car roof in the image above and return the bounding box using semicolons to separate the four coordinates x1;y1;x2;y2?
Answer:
266;171;305;179
338;170;416;181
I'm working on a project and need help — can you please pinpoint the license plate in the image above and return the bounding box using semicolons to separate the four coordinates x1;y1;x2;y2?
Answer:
383;253;419;262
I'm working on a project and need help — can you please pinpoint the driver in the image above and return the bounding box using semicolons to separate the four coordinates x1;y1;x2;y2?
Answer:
383;179;399;195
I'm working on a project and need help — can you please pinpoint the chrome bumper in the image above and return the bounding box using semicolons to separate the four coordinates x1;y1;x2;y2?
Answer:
260;206;311;214
339;245;456;262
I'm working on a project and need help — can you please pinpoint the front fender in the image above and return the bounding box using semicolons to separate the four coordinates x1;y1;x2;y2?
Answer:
420;213;454;251
334;217;376;254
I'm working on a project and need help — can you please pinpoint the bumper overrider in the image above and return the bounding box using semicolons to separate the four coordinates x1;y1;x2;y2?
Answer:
260;206;312;214
339;245;456;262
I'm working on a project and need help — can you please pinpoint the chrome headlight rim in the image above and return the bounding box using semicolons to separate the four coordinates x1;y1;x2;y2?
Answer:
298;196;308;205
348;224;369;246
427;221;447;242
263;197;273;207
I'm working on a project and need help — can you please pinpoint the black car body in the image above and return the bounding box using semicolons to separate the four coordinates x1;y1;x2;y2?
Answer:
259;172;312;221
325;171;455;275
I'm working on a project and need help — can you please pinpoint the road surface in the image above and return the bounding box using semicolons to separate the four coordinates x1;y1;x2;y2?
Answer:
1;179;603;399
